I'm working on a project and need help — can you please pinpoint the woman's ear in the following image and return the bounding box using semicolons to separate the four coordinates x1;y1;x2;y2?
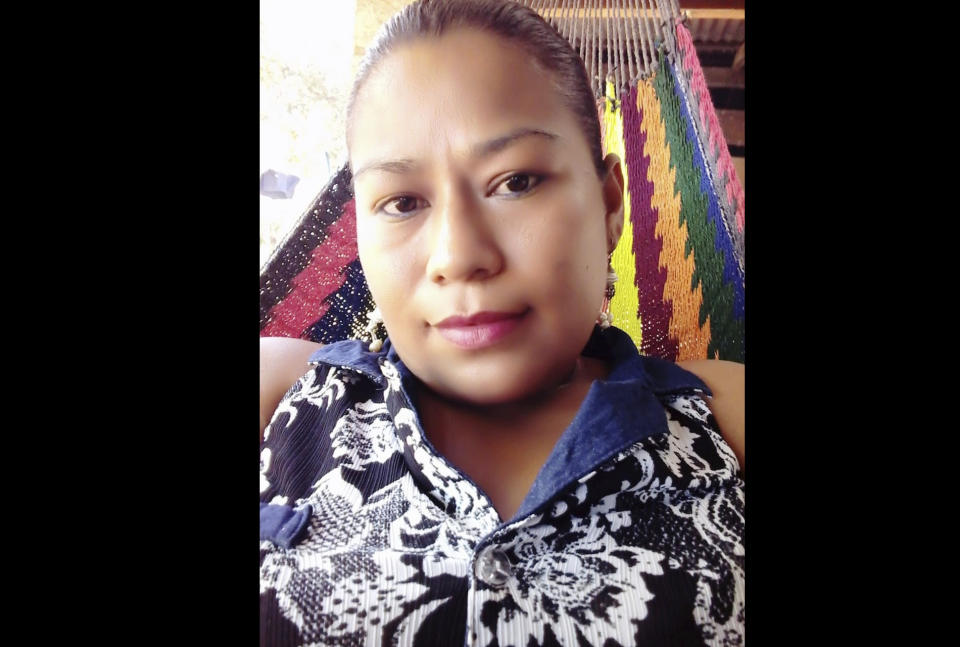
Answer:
602;153;625;254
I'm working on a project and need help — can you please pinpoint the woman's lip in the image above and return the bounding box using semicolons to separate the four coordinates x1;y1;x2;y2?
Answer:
433;309;529;349
435;310;527;327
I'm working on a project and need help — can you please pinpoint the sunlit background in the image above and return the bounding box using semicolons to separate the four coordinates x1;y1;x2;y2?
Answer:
260;0;357;270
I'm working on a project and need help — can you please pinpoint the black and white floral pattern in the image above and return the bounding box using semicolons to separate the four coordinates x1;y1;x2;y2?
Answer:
482;512;666;646
329;398;402;469
260;359;744;647
470;395;744;646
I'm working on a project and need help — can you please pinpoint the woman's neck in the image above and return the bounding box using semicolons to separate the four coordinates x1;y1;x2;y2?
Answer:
415;354;609;429
412;355;610;519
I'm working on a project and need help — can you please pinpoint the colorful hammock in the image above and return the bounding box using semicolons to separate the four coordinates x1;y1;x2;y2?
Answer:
259;0;745;363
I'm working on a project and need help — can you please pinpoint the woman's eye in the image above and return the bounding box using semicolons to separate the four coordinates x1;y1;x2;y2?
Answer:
379;196;425;217
492;173;541;197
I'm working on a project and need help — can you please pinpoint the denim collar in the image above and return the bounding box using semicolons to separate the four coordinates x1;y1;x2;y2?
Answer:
308;325;710;398
309;326;712;523
509;326;711;519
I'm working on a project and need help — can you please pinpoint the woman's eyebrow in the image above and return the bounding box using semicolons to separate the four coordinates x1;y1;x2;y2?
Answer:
352;128;559;181
352;158;420;182
469;127;559;159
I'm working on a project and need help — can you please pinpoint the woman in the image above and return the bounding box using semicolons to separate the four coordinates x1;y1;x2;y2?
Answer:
260;1;744;645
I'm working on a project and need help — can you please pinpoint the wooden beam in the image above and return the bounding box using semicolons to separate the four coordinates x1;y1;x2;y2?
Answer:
685;9;744;21
716;109;744;149
731;156;745;191
702;66;745;89
683;0;745;9
533;7;744;20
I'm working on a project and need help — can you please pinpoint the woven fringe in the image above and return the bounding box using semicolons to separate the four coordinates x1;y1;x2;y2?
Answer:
523;0;687;96
602;81;643;349
635;77;708;361
260;199;360;339
665;47;744;328
259;165;357;331
303;259;376;344
654;52;743;362
675;21;745;240
621;83;678;361
664;27;745;323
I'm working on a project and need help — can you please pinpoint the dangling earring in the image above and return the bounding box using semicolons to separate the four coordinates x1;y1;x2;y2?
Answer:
365;306;385;352
597;255;617;329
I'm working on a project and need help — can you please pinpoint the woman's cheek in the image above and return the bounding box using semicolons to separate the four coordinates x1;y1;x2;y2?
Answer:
362;240;422;325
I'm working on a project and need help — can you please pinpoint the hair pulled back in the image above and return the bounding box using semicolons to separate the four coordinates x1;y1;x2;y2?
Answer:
347;0;605;178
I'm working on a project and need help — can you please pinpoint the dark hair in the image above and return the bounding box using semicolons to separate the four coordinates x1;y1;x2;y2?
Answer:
346;0;605;178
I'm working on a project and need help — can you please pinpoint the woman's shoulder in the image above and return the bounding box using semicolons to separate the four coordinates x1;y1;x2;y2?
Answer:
674;358;743;381
260;337;325;440
674;359;744;473
259;337;388;441
260;335;324;359
260;336;325;388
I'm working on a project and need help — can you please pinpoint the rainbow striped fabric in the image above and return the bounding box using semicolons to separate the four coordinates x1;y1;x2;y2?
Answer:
260;22;744;363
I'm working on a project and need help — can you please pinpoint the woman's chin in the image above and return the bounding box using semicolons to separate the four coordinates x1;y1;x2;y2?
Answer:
419;367;568;409
396;334;586;408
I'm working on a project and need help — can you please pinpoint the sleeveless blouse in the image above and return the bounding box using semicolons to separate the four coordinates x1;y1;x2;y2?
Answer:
260;326;745;646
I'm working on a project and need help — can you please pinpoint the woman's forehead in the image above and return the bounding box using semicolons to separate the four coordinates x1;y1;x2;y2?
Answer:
350;29;581;166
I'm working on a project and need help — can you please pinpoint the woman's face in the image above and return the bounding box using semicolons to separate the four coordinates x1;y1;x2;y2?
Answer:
350;28;623;405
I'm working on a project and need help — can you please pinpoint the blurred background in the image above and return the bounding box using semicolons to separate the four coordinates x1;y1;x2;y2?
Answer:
259;0;744;271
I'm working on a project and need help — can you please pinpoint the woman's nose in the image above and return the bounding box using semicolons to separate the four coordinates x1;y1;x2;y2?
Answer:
425;189;504;285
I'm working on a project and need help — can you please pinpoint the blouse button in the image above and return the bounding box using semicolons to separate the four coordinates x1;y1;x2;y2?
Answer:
474;545;512;588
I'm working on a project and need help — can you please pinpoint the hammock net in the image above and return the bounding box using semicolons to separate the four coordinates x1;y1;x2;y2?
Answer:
259;0;745;363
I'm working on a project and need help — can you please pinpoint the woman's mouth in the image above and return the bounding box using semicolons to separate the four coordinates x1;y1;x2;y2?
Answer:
433;309;529;349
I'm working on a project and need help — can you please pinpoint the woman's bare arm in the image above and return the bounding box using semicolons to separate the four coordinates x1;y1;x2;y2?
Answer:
260;337;324;442
676;359;744;473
